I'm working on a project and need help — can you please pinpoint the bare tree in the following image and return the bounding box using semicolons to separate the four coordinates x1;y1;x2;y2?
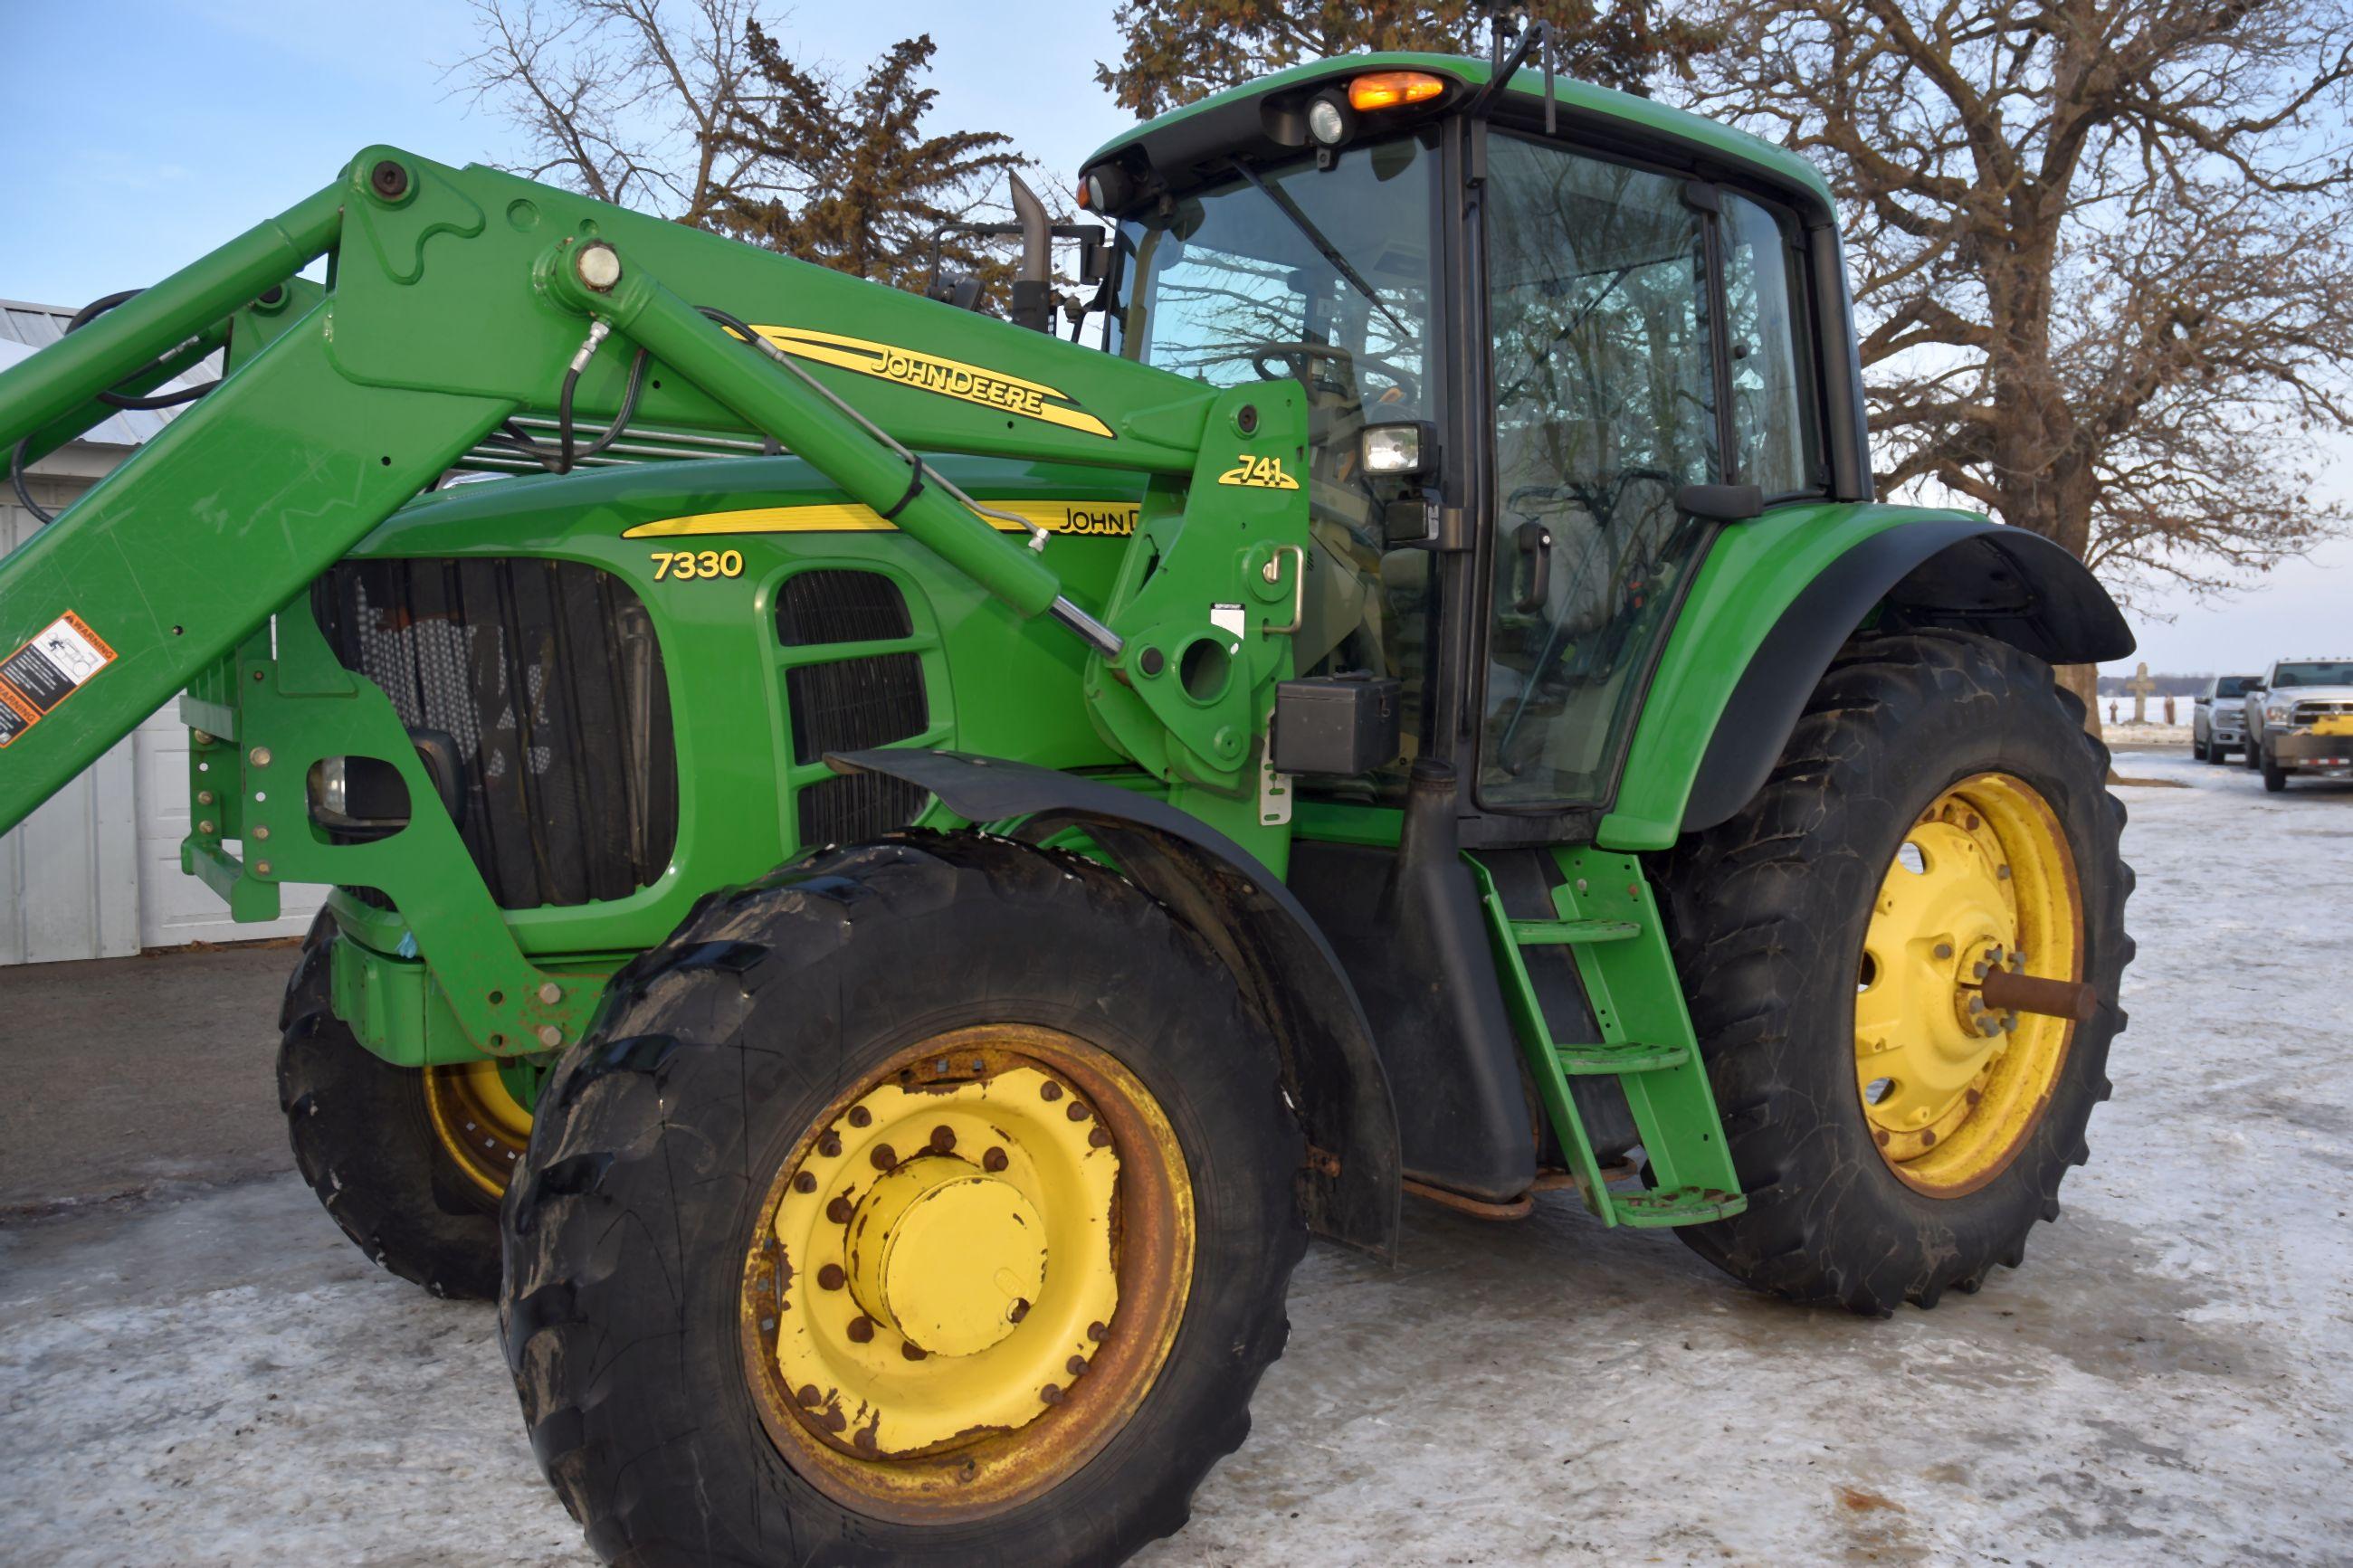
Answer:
1098;1;1720;117
1685;0;2353;713
449;0;778;225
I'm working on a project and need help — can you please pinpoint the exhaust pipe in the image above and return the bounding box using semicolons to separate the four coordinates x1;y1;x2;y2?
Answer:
1007;173;1051;334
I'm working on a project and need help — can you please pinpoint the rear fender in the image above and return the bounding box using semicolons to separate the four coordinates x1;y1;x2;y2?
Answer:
1604;504;2133;850
827;747;1403;1260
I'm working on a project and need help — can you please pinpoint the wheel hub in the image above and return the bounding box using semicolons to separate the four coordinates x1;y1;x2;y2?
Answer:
761;1052;1129;1460
1854;774;2083;1194
847;1159;1047;1357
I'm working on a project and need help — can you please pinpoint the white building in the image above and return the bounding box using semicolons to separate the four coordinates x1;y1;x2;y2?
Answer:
1;299;323;964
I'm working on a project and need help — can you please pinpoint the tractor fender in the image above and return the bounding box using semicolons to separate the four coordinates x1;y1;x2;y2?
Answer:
826;747;1404;1260
1601;507;2134;851
1681;518;2133;836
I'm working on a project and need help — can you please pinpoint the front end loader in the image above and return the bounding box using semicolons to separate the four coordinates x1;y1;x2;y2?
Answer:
0;43;2134;1566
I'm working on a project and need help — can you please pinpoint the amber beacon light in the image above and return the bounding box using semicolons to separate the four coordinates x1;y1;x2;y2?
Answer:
1348;71;1448;111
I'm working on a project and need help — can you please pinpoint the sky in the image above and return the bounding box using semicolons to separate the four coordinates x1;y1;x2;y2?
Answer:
2;0;2344;678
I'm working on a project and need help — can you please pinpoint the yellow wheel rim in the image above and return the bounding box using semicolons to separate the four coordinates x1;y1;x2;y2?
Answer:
1853;773;2082;1195
423;1060;533;1199
741;1025;1195;1524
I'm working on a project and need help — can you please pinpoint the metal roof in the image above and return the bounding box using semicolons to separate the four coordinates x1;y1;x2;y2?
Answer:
0;298;222;449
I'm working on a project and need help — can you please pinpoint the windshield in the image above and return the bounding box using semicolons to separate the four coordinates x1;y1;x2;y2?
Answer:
2215;676;2253;698
1110;134;1440;778
2271;661;2353;689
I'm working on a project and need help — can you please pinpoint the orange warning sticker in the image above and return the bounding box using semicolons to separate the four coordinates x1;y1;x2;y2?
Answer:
0;611;118;749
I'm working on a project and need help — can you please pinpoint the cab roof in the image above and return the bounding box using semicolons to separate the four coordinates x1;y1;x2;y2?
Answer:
1085;51;1834;214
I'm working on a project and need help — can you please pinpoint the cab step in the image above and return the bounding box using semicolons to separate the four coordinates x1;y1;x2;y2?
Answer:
1469;847;1745;1231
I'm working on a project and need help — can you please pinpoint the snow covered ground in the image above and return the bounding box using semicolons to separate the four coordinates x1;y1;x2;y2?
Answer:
1;747;2347;1566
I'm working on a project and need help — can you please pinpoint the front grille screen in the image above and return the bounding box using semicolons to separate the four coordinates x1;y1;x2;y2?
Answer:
777;569;914;646
314;558;679;909
786;652;928;765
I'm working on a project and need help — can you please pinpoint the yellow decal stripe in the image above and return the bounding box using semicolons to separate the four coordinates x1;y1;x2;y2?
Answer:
750;326;1115;440
623;500;1139;540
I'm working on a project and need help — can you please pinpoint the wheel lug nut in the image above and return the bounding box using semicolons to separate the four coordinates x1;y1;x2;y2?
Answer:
1088;1127;1113;1149
872;1144;898;1170
853;1428;878;1453
847;1316;875;1343
1066;1355;1089;1377
1040;1081;1064;1102
1933;942;1954;960
1066;1101;1091;1122
796;1383;823;1408
901;1342;928;1362
827;1196;853;1224
793;1172;816;1193
983;1147;1009;1173
1040;1383;1064;1405
929;1126;957;1154
817;1264;845;1291
1087;1321;1108;1342
817;1132;842;1158
848;1106;872;1128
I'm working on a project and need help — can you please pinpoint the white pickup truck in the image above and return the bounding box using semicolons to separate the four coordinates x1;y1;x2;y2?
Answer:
2241;657;2353;792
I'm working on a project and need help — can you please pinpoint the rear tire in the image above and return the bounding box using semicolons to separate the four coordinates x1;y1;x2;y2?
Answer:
277;912;505;1300
1658;632;2130;1316
502;832;1305;1566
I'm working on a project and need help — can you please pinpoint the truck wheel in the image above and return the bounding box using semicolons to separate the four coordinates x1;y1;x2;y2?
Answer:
1658;631;2130;1316
2262;750;2288;792
502;832;1304;1566
2192;736;2207;761
2245;737;2262;770
277;912;521;1299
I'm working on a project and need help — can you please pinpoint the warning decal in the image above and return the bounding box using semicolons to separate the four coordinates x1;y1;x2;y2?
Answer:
0;611;117;749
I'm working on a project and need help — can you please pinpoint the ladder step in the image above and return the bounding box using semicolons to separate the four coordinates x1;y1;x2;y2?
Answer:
1556;1041;1691;1075
1507;917;1641;946
1610;1184;1747;1228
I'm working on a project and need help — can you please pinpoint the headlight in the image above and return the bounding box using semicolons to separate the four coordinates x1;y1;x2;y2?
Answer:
2267;703;2294;724
1307;93;1354;147
315;755;348;817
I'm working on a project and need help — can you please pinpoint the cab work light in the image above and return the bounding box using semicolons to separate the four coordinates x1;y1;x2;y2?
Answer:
1348;71;1447;112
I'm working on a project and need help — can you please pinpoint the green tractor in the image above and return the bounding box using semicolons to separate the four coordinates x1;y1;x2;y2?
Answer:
0;40;2131;1567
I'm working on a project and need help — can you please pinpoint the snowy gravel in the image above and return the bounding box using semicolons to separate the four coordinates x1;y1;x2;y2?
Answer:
1;748;2347;1566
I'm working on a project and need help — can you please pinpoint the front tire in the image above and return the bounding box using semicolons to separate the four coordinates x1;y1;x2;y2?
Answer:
502;832;1305;1565
277;912;516;1299
1659;632;2130;1315
2262;746;2288;791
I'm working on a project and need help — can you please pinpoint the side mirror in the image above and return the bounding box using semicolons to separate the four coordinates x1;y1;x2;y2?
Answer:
1676;482;1763;522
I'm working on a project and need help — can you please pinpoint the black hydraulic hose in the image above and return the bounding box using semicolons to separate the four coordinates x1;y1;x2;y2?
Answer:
9;438;52;525
68;290;218;411
12;286;236;524
478;345;649;475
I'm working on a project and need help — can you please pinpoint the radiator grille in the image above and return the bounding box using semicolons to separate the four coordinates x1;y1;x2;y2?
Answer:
777;569;913;646
795;773;932;849
313;558;679;909
786;653;927;765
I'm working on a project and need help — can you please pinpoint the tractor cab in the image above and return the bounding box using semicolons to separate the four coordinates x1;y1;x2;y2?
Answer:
1081;55;1862;819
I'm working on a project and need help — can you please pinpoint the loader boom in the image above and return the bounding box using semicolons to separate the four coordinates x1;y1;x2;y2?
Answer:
0;146;1312;1053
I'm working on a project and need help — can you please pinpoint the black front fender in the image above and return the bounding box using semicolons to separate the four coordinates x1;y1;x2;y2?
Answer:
827;748;1403;1260
1684;521;2134;833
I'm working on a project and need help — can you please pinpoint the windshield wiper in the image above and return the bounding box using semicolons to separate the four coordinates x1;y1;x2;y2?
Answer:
1226;157;1411;343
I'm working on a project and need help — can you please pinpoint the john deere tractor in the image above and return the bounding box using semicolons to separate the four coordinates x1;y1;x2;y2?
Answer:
0;39;2132;1567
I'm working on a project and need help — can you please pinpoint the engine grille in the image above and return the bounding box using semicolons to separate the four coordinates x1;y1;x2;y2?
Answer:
777;568;915;646
313;558;679;909
2292;698;2353;724
777;568;930;846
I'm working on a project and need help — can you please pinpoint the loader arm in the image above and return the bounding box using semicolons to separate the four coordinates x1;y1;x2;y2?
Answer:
0;146;1312;1055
